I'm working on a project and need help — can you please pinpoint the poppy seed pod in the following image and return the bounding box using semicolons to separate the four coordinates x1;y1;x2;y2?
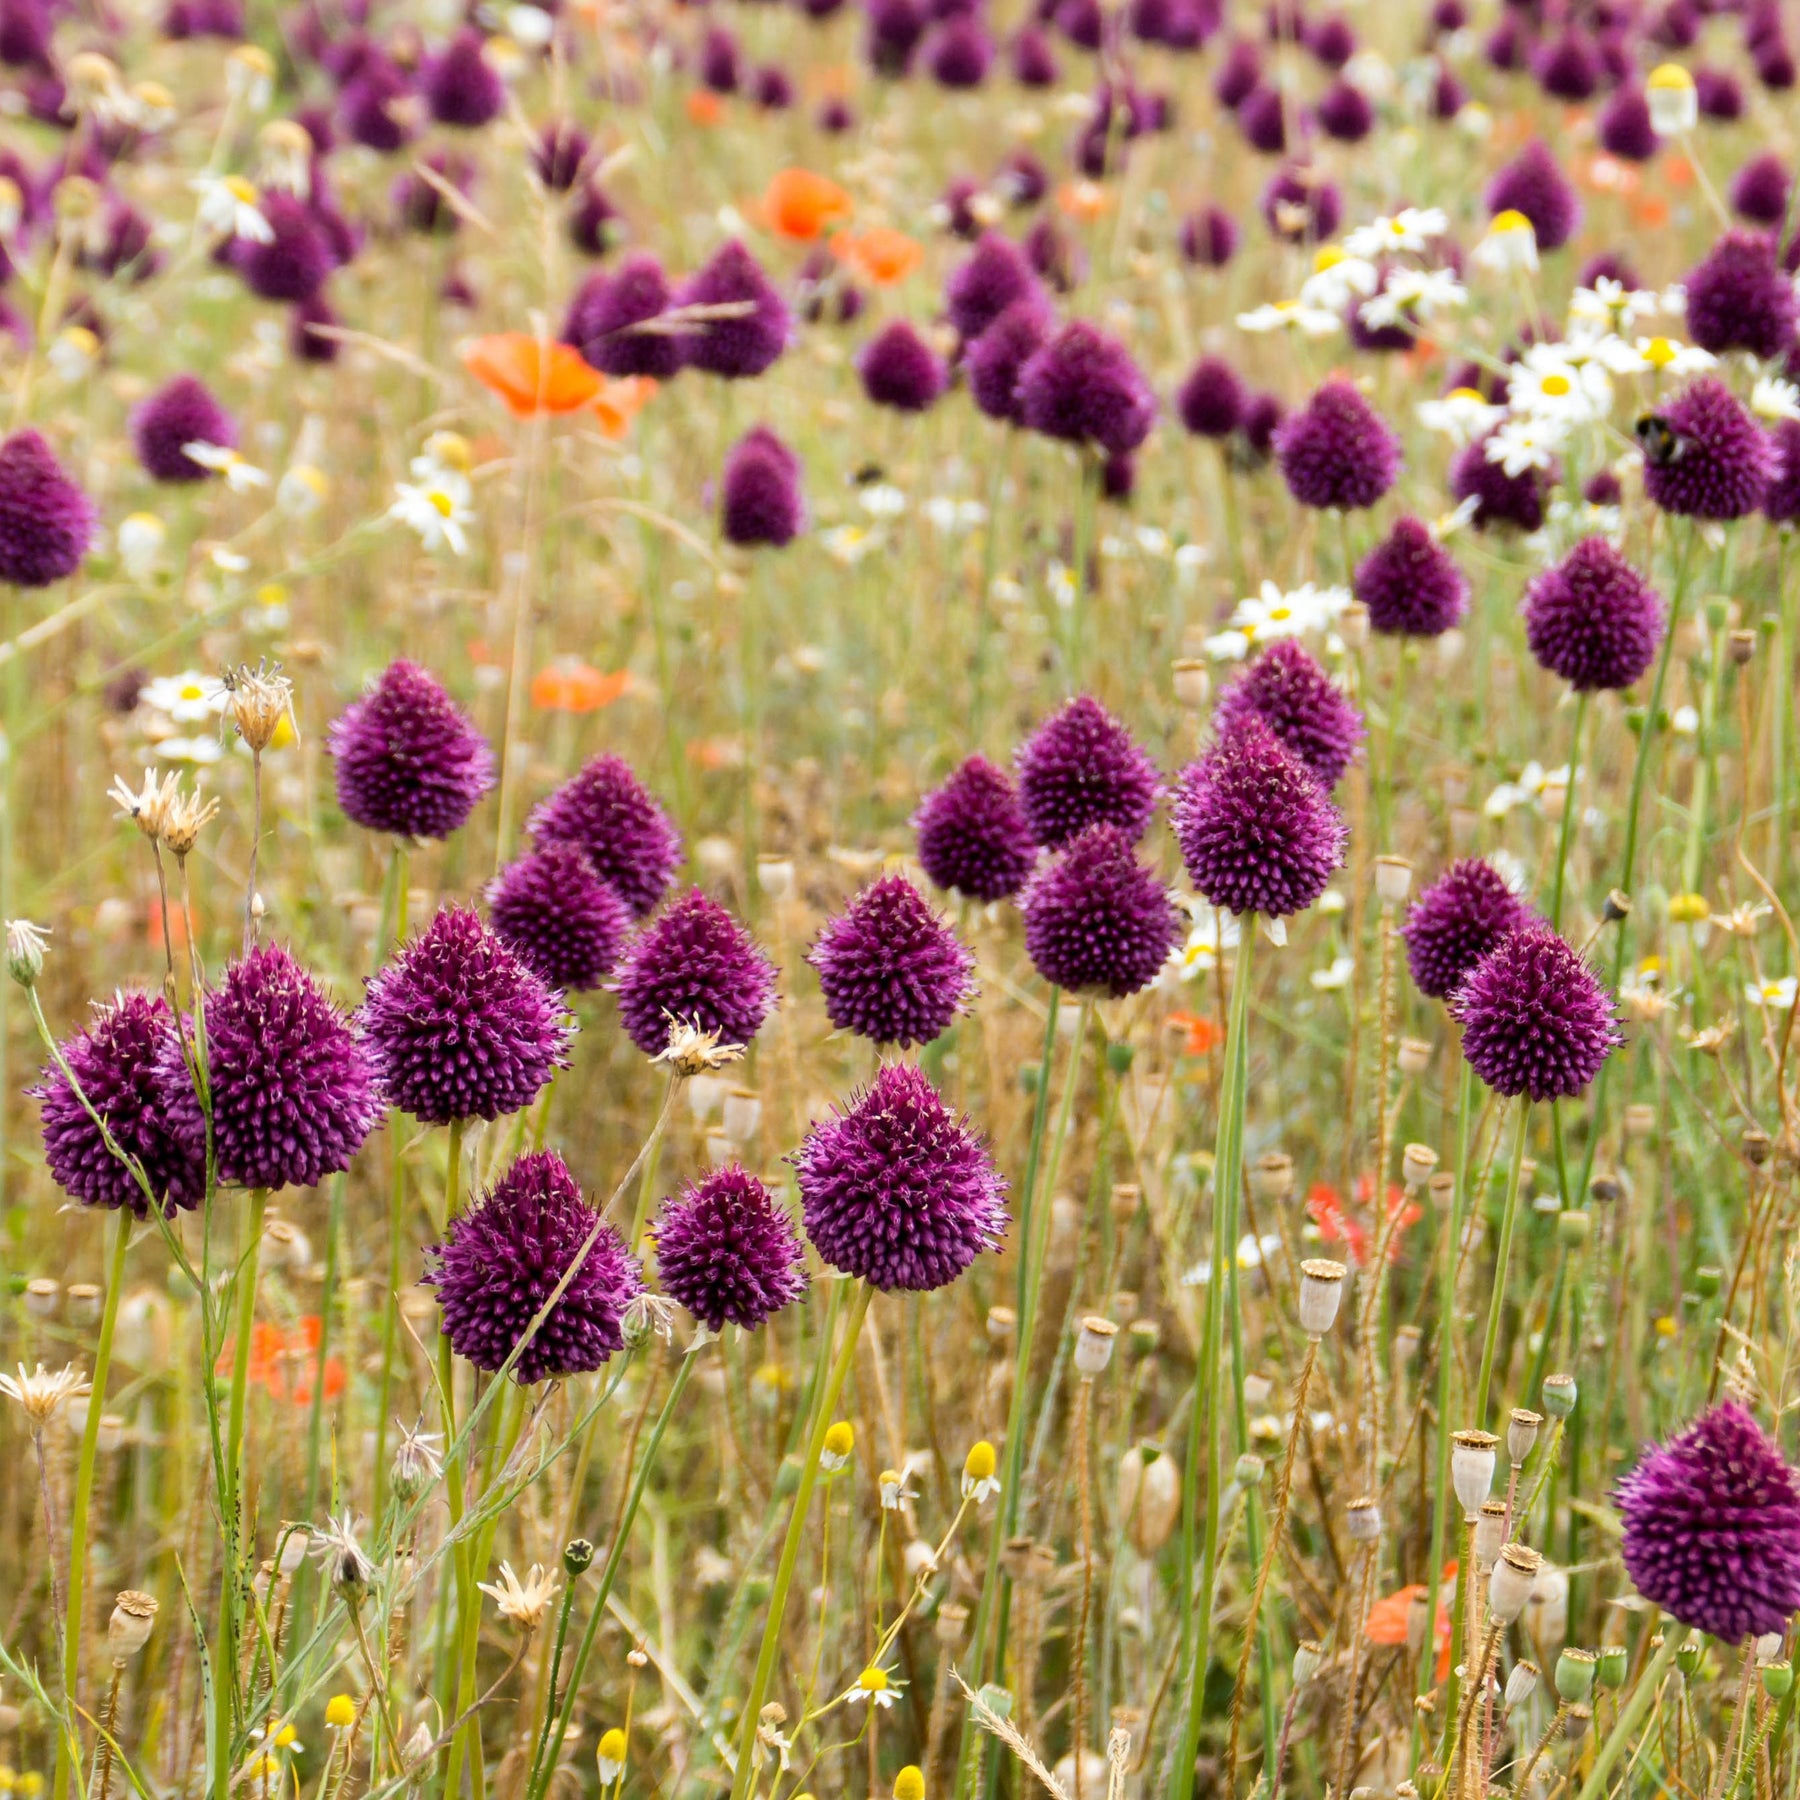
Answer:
1452;1429;1499;1515
1374;855;1413;906
1542;1372;1578;1418
1401;1143;1439;1190
1489;1544;1542;1622
1474;1497;1510;1565
1117;1444;1181;1552
1074;1315;1119;1375
1508;1408;1544;1465
1346;1495;1381;1543
107;1591;158;1659
1398;1037;1433;1077
1505;1661;1540;1709
1250;1151;1295;1201
1299;1258;1347;1335
1555;1647;1597;1702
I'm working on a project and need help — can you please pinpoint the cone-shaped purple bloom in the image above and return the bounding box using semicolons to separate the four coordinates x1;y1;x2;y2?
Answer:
699;25;743;92
794;1062;1007;1291
1696;66;1743;118
720;425;806;547
1523;536;1664;691
1212;639;1363;789
1176;354;1246;438
1274;378;1400;512
1730;152;1791;225
533;120;591;191
131;375;236;483
563;254;682;380
1261;164;1341;243
1402;858;1529;1000
1598;85;1659;161
1017;320;1156;455
966;298;1053;424
946;232;1042;342
1016;693;1160;847
361;907;571;1124
238;194;332;301
809;873;974;1046
529;754;683;919
1534;27;1599;99
1683;229;1798;361
568;182;622;257
34;993;206;1214
927;16;993;84
655;1164;808;1330
1020;822;1182;995
1180;205;1239;266
614;889;777;1056
0;428;95;588
1450;432;1554;532
1486;140;1581;251
328;659;495;842
858;321;947;412
488;842;632;994
1355;515;1468;637
1767;418;1800;524
677;240;790;379
1453;923;1620;1099
914;755;1038;901
1316;77;1373;140
159;943;380;1191
427;1150;640;1382
1643;377;1773;521
425;29;504;127
1617;1401;1800;1643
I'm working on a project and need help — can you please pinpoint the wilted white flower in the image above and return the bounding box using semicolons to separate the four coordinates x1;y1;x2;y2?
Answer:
477;1561;560;1629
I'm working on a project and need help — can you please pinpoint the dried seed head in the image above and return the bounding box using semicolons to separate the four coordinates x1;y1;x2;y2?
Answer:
160;785;222;860
1507;1409;1544;1465
0;1362;92;1429
1474;1498;1510;1566
1397;1036;1434;1076
66;1284;102;1326
1172;658;1211;709
1452;1430;1499;1516
1374;854;1414;906
935;1601;969;1645
23;1278;59;1318
1401;1142;1440;1190
1489;1544;1542;1622
1074;1315;1118;1376
1298;1258;1347;1335
1542;1372;1578;1418
1505;1661;1539;1709
1427;1171;1456;1210
1564;1703;1592;1743
1249;1151;1295;1202
108;768;179;843
107;1590;158;1659
1346;1495;1382;1543
220;662;296;754
1603;888;1632;923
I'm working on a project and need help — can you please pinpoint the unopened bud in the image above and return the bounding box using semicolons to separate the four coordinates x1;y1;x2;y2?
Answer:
5;918;49;987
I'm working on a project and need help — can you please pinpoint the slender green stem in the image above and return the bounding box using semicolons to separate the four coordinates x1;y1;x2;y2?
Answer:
1573;1624;1683;1800
1066;453;1098;684
1474;1106;1530;1431
1549;690;1588;932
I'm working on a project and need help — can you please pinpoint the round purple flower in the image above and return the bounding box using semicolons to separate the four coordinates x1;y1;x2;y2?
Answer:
340;64;415;154
1239;391;1285;464
1023;214;1086;292
533;120;590;191
966;298;1053;424
427;1150;640;1383
945;231;1042;342
1173;716;1347;918
1643;376;1773;521
809;873;974;1046
361;907;571;1124
719;424;805;547
1533;27;1599;99
1261;164;1341;244
699;25;743;92
1617;1401;1800;1644
1523;535;1664;691
1237;83;1288;154
1176;354;1246;438
1731;152;1792;225
1180;204;1239;266
1017;320;1156;455
1020;822;1183;996
677;240;790;380
1012;24;1060;84
614;889;777;1057
866;0;925;73
568;181;622;257
529;754;682;919
238;194;332;302
1274;378;1400;512
1598;84;1658;161
1402;858;1529;1000
1016;693;1160;847
1766;417;1800;524
1212;639;1363;789
160;943;380;1191
1214;36;1261;106
914;755;1038;901
488;842;632;994
858;320;947;412
1450;432;1554;533
1486;140;1581;251
328;659;495;842
0;428;95;588
753;64;796;108
425;29;504;127
1453;923;1620;1099
1315;77;1373;141
1308;14;1354;66
1696;65;1744;119
1355;515;1468;637
655;1164;808;1331
928;15;993;84
563;254;681;380
794;1062;1007;1291
34;993;205;1214
1683;229;1798;361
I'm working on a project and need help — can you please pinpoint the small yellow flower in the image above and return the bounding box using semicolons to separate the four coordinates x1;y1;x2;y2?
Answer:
1641;336;1680;370
848;1663;902;1708
1655;1314;1679;1338
325;1695;356;1730
597;1728;627;1785
820;1420;854;1471
894;1768;926;1800
1668;892;1710;924
19;1776;44;1798
962;1439;1001;1502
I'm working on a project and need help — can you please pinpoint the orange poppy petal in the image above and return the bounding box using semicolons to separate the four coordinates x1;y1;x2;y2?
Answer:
763;167;855;240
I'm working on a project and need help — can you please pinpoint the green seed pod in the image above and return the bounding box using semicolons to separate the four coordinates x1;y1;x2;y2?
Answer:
1555;1648;1596;1703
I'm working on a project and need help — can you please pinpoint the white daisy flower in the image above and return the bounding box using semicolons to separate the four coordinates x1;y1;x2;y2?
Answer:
1417;388;1508;446
1343;206;1447;259
389;477;475;556
190;173;274;244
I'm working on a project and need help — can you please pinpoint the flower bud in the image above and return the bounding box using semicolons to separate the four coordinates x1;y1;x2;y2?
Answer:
1298;1259;1347;1336
1488;1544;1541;1623
1074;1316;1119;1376
1507;1409;1543;1466
6;919;49;988
1542;1373;1578;1419
1451;1430;1498;1516
1555;1647;1597;1702
107;1591;157;1659
1557;1209;1590;1248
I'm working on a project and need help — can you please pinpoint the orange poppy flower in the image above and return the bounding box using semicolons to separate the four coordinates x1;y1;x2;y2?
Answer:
762;167;855;240
461;333;605;417
1635;194;1671;229
146;899;194;949
216;1316;346;1407
593;374;656;438
1365;1563;1457;1683
832;227;925;285
1167;1009;1222;1056
1056;179;1110;222
1662;150;1695;187
686;89;725;126
531;660;631;713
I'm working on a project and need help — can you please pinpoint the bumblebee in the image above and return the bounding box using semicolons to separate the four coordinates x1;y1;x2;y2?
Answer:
1635;413;1687;467
853;462;887;485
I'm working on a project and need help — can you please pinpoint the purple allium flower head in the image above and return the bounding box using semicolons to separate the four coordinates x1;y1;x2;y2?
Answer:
753;64;796;107
1683;229;1798;361
1176;355;1247;438
1486;140;1581;251
1533;26;1599;98
1598;84;1658;161
945;231;1042;342
1579;251;1640;291
866;0;925;73
614;889;777;1057
1431;61;1468;116
1453;923;1620;1099
809;873;975;1046
1309;12;1354;63
1261;164;1341;243
1173;716;1348;917
488;842;632;994
363;908;569;1124
1450;432;1554;532
1017;320;1156;455
1402;858;1529;1000
1212;639;1363;789
996;148;1050;208
427;1150;640;1382
655;1164;808;1330
0;428;96;588
1696;65;1743;118
677;240;791;379
1023;214;1086;291
1237;82;1288;153
1643;376;1774;521
1584;467;1623;506
1214;35;1261;105
1016;693;1159;847
1316;77;1373;140
698;25;742;91
292;295;339;362
1180;204;1239;266
1020;822;1183;995
130;375;237;484
1355;515;1468;637
966;298;1053;424
1012;24;1060;84
160;943;380;1190
1653;0;1699;44
1616;1402;1800;1643
34;993;206;1214
1057;0;1103;51
927;15;993;83
1239;391;1286;463
533;119;590;191
1101;450;1136;500
795;1062;1006;1291
1758;38;1796;89
1523;535;1664;691
529;754;681;918
340;67;415;153
328;659;495;841
426;29;505;126
858;320;948;412
914;755;1039;900
238;194;332;302
1766;418;1800;524
1274;378;1400;512
568;181;622;256
1731;152;1791;224
719;424;806;547
564;254;682;381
